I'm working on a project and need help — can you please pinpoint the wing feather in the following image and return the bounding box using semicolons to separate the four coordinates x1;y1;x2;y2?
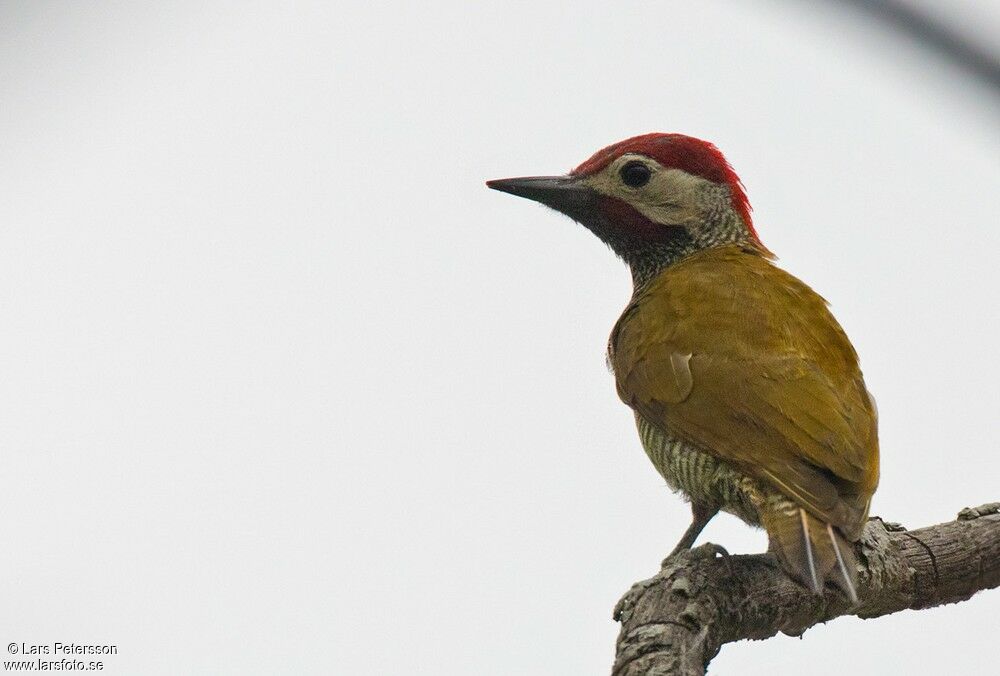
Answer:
611;246;879;536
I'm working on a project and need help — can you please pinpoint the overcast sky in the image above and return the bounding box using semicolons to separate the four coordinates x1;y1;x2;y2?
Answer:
1;2;997;674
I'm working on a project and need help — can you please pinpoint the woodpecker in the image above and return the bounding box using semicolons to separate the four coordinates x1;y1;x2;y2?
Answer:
487;133;879;601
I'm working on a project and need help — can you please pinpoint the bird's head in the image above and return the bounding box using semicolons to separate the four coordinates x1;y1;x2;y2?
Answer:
488;133;767;282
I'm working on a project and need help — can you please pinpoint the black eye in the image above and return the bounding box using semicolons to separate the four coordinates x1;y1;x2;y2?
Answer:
619;161;651;188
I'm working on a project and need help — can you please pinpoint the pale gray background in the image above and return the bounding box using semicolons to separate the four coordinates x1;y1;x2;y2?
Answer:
1;2;997;674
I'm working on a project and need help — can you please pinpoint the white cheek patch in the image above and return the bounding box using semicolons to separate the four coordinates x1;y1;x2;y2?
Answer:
583;158;710;226
631;170;706;224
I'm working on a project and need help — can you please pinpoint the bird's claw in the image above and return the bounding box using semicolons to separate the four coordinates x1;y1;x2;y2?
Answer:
662;542;733;573
695;542;733;573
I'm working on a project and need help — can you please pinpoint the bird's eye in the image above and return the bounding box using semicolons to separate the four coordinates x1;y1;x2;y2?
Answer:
619;161;651;188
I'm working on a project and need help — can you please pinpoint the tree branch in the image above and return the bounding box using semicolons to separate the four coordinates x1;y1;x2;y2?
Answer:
611;503;1000;675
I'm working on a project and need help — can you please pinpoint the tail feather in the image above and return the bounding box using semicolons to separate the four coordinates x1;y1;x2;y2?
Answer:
763;506;859;602
827;522;859;603
798;508;820;592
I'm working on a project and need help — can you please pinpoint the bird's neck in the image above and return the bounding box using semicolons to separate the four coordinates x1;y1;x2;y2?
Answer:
626;202;753;290
627;236;699;288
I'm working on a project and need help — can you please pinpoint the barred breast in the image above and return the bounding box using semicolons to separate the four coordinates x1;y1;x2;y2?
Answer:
635;413;775;526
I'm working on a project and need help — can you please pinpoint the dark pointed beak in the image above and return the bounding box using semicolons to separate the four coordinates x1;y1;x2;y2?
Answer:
486;175;594;215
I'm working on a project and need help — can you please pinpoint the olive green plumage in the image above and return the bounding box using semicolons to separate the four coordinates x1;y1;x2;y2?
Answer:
610;243;879;595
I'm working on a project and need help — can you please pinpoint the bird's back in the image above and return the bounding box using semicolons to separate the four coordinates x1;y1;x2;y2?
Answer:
610;244;879;595
610;244;878;532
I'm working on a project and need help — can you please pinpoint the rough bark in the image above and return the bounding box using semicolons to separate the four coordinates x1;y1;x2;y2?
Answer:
611;503;1000;675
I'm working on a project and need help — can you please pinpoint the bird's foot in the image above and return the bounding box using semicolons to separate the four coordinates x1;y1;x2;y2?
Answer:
619;543;734;623
661;542;732;572
694;542;733;573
